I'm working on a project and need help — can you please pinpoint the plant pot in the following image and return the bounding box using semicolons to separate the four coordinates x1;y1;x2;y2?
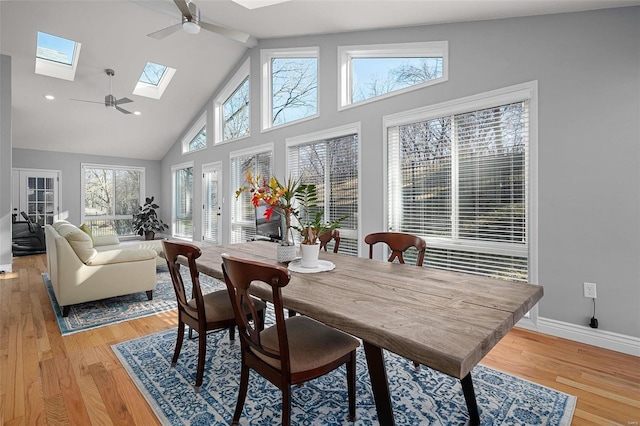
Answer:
300;243;320;268
277;244;297;263
144;231;155;241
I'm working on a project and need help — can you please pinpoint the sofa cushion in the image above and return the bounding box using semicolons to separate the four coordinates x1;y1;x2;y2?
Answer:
56;223;97;263
86;248;157;266
93;234;121;246
52;220;70;232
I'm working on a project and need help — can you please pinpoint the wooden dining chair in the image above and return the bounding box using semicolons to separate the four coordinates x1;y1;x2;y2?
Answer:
163;241;266;393
319;229;341;253
222;253;359;426
364;232;426;266
364;231;426;368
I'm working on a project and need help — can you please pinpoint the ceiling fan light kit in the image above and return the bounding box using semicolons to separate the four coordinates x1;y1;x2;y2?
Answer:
146;0;255;46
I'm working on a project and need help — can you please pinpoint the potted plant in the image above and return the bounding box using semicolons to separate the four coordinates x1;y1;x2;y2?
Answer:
236;172;346;266
132;196;169;240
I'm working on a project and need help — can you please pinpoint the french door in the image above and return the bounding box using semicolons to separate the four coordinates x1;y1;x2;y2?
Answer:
12;168;60;226
202;162;222;245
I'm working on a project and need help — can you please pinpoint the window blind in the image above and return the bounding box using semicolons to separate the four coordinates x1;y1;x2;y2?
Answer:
174;166;193;238
288;134;359;255
388;101;529;281
231;150;273;243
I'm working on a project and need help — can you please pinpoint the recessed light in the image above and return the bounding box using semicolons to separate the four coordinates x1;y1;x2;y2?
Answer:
133;111;141;116
44;94;55;100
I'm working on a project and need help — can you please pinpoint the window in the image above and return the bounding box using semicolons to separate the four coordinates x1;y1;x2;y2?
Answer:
215;59;250;143
385;82;537;282
261;47;319;130
339;41;448;109
230;144;274;243
172;163;194;239
133;61;176;99
287;124;360;255
35;31;81;81
182;114;207;154
81;164;144;236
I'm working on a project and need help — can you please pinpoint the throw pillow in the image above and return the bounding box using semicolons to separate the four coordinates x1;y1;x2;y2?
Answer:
79;223;94;245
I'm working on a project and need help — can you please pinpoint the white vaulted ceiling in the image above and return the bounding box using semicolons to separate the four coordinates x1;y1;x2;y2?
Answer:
1;0;638;160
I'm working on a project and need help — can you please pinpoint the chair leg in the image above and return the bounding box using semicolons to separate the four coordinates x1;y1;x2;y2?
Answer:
194;327;207;393
172;320;185;367
232;361;250;425
282;384;292;426
228;325;235;341
347;351;357;422
258;308;265;331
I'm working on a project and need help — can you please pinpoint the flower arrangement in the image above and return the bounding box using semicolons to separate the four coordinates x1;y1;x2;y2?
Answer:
235;172;346;245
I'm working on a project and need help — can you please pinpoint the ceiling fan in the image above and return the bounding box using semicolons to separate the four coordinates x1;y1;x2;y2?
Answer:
147;0;257;47
71;69;133;115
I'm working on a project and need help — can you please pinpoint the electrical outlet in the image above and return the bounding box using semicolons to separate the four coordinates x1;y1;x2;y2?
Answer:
583;282;597;299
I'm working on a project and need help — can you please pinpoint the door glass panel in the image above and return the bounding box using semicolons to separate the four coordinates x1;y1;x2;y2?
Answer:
203;168;220;244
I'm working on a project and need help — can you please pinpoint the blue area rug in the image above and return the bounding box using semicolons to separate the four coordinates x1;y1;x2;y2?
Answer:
43;268;223;335
112;323;576;425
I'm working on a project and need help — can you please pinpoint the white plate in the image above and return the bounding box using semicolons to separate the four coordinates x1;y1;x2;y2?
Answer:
288;259;335;274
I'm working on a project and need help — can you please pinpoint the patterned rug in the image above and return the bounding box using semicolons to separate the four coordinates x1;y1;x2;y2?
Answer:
43;268;224;335
113;325;576;425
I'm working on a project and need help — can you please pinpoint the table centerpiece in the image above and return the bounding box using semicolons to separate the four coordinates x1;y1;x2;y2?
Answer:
235;172;346;267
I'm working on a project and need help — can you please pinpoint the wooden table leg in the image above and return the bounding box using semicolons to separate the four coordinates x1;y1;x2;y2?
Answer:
363;341;395;426
460;373;480;425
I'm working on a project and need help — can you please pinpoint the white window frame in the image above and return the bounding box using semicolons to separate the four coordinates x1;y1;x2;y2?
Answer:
383;81;538;287
229;142;275;243
261;46;320;132
286;123;362;256
80;163;145;235
171;161;194;240
35;32;82;81
132;62;177;100
338;41;448;111
181;113;207;154
215;58;251;144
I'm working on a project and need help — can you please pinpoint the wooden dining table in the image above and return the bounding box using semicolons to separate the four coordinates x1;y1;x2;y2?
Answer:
185;240;544;425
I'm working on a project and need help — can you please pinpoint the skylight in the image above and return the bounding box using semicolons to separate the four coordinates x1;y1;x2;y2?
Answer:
35;31;81;81
138;62;167;86
133;61;176;100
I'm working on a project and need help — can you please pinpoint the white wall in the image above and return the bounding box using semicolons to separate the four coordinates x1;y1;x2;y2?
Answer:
12;149;162;226
161;7;639;344
0;54;11;272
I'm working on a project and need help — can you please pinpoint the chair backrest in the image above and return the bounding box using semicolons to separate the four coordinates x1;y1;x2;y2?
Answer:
163;240;205;321
222;254;292;371
364;232;426;266
318;230;341;253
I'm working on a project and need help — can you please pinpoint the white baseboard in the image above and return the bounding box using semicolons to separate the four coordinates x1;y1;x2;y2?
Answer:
0;263;12;274
517;316;640;357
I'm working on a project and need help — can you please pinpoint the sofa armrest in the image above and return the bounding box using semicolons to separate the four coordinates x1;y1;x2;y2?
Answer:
86;248;157;266
93;234;121;247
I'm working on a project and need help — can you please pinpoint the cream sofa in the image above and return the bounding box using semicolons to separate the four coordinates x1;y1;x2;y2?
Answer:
45;220;162;317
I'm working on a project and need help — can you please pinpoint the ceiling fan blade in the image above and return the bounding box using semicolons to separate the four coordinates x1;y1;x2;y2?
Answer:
70;98;103;105
199;22;257;47
147;23;182;40
173;0;192;19
115;106;132;114
115;97;133;105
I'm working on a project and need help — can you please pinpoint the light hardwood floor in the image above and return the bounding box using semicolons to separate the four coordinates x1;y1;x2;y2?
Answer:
1;254;638;425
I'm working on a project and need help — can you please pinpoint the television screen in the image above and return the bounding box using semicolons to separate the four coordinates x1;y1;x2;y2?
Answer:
255;202;286;242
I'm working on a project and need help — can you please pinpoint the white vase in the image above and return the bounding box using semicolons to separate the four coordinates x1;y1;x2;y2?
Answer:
277;244;297;263
300;243;320;268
